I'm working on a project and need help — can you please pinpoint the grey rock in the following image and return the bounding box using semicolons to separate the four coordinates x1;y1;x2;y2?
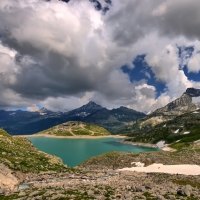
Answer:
87;190;94;196
28;191;40;197
177;185;192;197
126;185;132;191
167;195;176;200
135;186;146;192
183;185;192;197
154;93;194;115
177;188;184;196
51;194;66;200
18;191;26;197
156;195;166;200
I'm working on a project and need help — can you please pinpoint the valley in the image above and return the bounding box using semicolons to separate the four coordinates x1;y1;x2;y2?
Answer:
0;88;200;199
1;0;200;199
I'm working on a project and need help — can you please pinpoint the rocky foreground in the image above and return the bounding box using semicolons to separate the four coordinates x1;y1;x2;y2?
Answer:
0;150;200;199
1;169;200;200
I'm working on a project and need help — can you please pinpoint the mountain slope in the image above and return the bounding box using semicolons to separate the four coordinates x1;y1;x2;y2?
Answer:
0;129;65;173
38;121;111;136
124;88;200;147
127;109;200;149
119;88;200;146
84;106;146;133
125;88;200;131
66;101;104;120
0;109;68;135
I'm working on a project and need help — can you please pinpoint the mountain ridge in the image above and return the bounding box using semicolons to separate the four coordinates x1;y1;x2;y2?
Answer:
118;87;200;134
0;101;145;134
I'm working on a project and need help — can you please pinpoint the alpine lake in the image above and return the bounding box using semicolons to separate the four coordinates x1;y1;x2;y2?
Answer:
28;137;158;167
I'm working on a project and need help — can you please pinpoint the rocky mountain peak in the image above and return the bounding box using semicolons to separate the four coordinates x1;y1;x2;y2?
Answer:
82;101;103;110
185;88;200;97
153;89;198;116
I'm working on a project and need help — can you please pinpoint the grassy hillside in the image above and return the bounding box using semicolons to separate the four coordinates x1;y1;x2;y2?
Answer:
81;142;200;170
126;109;200;149
0;129;65;173
38;121;111;136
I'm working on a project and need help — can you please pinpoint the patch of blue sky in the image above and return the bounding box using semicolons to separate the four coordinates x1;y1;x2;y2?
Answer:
121;55;166;97
178;45;200;82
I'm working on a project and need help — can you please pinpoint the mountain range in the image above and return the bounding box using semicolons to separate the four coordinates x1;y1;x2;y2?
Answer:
1;87;199;136
0;101;145;135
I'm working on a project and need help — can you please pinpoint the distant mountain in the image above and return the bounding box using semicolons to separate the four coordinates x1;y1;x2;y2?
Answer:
0;109;68;135
84;106;146;133
121;88;200;145
128;108;200;148
153;89;197;116
137;87;200;128
66;101;103;120
37;121;110;136
0;102;145;135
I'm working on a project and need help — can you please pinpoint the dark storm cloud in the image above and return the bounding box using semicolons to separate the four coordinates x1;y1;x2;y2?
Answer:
105;0;200;46
155;1;200;40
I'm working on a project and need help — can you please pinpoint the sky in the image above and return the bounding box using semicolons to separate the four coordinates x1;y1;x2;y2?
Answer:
0;0;200;113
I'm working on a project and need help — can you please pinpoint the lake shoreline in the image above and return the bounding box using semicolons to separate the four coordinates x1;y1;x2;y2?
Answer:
16;134;163;150
122;141;157;148
15;134;127;139
121;141;176;152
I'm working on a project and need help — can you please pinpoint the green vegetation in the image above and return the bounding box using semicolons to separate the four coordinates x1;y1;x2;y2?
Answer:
104;186;115;200
81;142;200;170
0;194;19;200
0;188;95;200
172;179;200;189
143;192;157;200
0;129;66;173
126;110;200;150
38;121;110;136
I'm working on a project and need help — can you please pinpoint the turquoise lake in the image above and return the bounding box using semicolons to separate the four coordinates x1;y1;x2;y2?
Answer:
28;137;157;167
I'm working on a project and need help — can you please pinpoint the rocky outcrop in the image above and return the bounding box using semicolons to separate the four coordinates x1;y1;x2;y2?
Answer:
153;88;200;116
126;88;200;130
185;88;200;97
0;164;20;192
153;93;196;116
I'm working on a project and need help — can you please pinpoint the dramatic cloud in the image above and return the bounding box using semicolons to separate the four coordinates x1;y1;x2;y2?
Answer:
0;0;200;112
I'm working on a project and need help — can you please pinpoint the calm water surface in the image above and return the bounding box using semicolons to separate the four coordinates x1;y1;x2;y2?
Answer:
28;137;157;167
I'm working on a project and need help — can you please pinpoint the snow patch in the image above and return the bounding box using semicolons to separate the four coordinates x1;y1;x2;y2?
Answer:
131;162;145;167
156;140;166;148
183;131;190;135
118;164;200;175
174;129;179;134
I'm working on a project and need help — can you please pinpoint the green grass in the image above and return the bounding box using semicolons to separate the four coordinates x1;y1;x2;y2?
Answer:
172;179;200;189
126;110;200;150
39;121;110;137
0;129;66;173
0;194;19;200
